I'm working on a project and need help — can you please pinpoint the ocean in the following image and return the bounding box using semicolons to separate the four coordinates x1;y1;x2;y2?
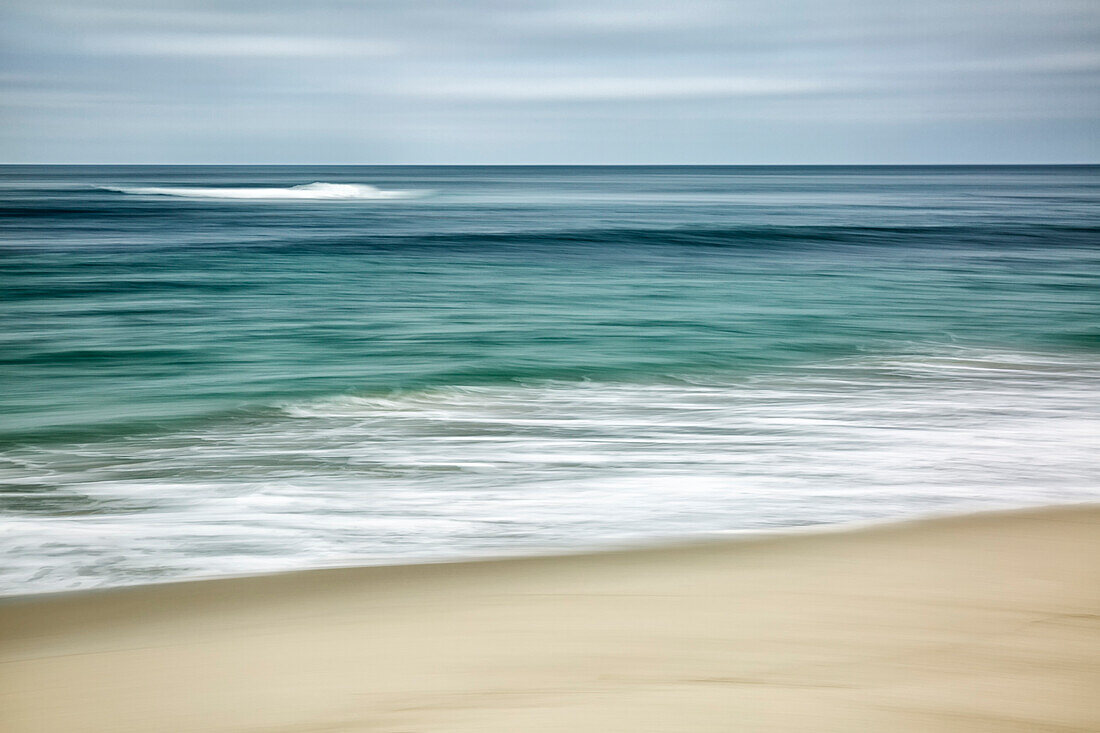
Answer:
2;165;1098;595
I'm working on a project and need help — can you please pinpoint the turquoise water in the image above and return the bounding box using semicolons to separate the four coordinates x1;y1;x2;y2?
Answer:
2;166;1099;594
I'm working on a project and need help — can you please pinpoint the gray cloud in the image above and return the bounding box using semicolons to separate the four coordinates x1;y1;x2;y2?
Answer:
396;76;843;101
2;0;1097;162
85;34;401;57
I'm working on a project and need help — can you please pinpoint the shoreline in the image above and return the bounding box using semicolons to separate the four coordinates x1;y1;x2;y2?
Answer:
2;500;1088;604
2;503;1098;732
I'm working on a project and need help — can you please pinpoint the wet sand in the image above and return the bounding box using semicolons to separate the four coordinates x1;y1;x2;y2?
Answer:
2;505;1098;732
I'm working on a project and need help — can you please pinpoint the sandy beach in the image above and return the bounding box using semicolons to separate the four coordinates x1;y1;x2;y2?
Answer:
2;505;1097;732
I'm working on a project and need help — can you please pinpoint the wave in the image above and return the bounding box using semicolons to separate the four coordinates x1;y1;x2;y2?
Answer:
4;346;1099;594
239;223;1100;255
100;182;423;200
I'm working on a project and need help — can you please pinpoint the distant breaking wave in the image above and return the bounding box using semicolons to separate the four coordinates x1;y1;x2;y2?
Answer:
101;182;423;200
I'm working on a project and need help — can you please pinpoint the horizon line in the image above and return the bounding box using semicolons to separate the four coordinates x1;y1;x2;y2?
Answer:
2;162;1098;167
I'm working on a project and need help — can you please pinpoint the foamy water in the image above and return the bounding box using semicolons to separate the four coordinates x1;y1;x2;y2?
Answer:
103;181;423;199
3;347;1097;595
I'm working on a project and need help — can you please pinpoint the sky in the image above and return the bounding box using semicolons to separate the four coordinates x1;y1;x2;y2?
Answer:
2;0;1098;164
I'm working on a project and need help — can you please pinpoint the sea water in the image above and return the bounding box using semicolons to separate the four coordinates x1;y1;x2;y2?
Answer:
2;165;1098;594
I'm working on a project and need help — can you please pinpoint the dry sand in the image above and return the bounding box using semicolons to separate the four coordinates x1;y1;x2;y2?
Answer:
2;505;1098;732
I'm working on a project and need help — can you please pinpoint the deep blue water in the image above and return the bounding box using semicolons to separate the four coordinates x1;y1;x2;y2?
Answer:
2;165;1098;594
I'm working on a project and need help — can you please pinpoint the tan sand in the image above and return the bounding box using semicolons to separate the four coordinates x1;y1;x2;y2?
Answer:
1;505;1098;732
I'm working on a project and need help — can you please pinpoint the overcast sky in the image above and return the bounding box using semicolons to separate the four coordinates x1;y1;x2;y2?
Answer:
2;0;1098;163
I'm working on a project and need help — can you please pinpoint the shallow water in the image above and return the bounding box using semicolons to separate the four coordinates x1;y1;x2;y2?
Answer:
2;165;1098;594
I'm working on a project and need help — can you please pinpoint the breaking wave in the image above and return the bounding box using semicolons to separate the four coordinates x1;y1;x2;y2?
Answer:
3;346;1098;594
102;182;423;200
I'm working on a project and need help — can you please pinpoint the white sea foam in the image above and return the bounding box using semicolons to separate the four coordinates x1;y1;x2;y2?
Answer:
3;347;1099;595
103;182;423;200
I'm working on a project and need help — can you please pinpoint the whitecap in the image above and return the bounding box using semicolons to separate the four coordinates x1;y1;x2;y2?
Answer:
101;181;424;200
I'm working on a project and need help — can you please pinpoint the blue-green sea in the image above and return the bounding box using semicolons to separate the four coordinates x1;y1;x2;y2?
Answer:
2;165;1098;594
